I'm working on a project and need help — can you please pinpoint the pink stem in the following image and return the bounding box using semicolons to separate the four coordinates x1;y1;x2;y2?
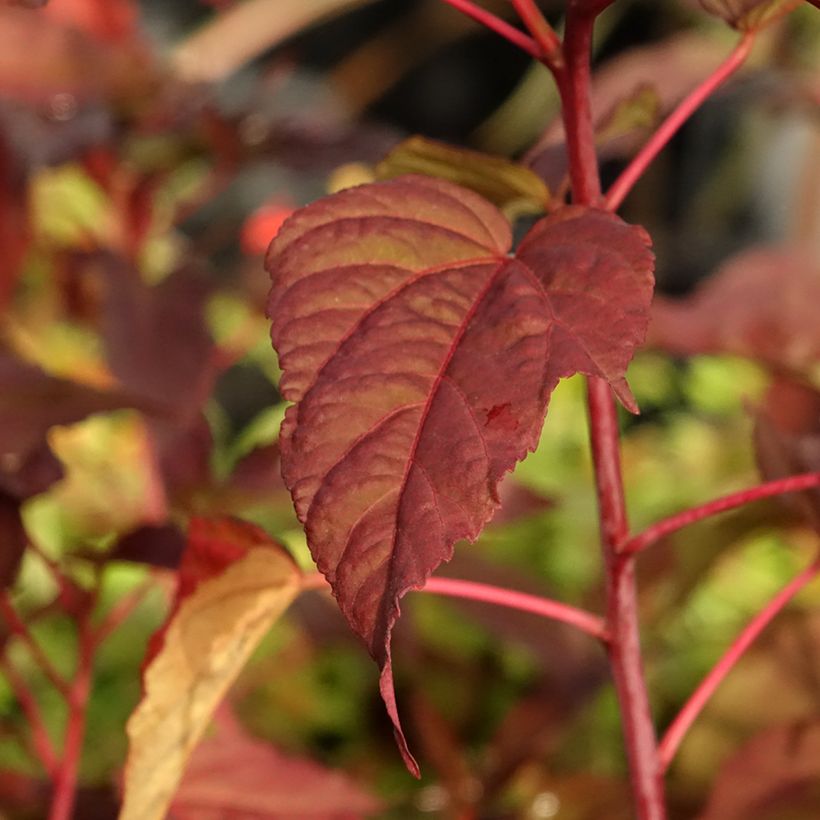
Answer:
511;0;562;67
92;577;154;648
47;613;94;820
0;653;58;778
659;557;820;770
0;596;70;698
621;472;820;555
604;31;755;211
301;572;607;639
421;576;608;640
560;4;666;815
587;379;666;820
439;0;542;59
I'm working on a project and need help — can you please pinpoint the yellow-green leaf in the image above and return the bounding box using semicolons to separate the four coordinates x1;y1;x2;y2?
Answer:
375;136;550;221
120;522;301;820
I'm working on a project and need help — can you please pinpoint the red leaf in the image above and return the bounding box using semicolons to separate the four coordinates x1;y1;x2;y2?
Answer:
754;377;820;532
649;247;820;378
700;720;820;819
169;711;380;819
266;175;654;774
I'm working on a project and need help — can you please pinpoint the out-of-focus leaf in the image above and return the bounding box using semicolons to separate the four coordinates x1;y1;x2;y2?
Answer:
41;0;138;45
699;720;820;819
111;523;186;569
267;175;654;774
0;492;26;587
168;710;380;819
754;377;820;531
526;33;730;187
95;256;216;417
698;0;803;30
121;517;301;820
0;350;144;463
376;136;551;220
0;7;154;105
649;248;820;379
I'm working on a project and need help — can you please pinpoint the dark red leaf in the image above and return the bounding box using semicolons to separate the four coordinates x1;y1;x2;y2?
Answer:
649;248;820;378
754;377;820;532
0;349;146;466
111;523;187;569
700;720;820;819
96;257;216;418
266;175;654;774
169;711;380;819
0;492;26;587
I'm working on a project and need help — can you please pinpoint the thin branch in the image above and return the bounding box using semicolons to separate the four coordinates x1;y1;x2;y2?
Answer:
421;576;608;640
300;571;607;639
0;596;70;697
659;557;820;770
511;0;562;68
440;0;542;59
48;608;96;820
92;576;154;648
604;31;755;211
621;472;820;555
0;653;58;778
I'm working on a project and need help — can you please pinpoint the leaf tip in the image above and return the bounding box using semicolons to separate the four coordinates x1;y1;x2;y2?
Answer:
379;660;421;778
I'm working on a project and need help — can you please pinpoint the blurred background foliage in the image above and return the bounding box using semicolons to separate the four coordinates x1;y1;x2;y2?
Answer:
0;0;819;817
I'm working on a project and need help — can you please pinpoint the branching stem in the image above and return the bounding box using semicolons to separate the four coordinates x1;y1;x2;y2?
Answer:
561;4;666;816
440;0;542;59
511;0;562;68
0;595;70;698
605;31;755;211
659;557;820;770
621;472;820;555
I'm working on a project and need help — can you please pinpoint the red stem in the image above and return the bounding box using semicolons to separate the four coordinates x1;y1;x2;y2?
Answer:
586;379;666;820
439;0;542;59
92;577;154;648
659;557;820;770
604;31;755;211
511;0;562;67
421;576;608;640
621;472;820;555
0;595;70;698
301;572;607;639
560;4;666;816
48;613;94;820
0;653;58;778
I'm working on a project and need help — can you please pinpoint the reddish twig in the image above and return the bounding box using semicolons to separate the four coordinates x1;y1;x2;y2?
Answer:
0;653;58;778
604;31;755;211
439;0;542;59
421;576;608;640
92;576;155;648
0;596;70;698
560;3;666;815
511;0;562;68
301;572;607;639
659;557;820;770
48;610;95;820
621;472;820;555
